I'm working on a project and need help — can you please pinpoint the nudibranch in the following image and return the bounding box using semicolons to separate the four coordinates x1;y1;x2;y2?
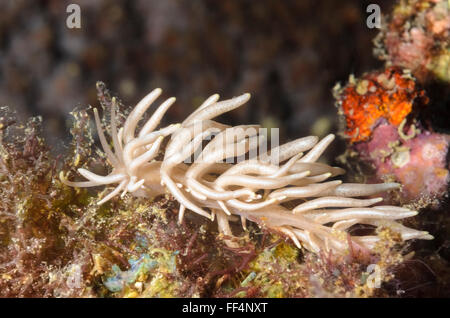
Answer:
61;88;432;254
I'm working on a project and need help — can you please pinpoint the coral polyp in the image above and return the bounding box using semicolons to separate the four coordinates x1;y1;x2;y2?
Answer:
61;86;432;255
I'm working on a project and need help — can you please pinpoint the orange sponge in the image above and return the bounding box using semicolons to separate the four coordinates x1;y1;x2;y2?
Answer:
337;67;428;143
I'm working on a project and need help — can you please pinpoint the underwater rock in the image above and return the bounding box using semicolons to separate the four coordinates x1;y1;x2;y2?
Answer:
335;65;449;205
374;0;450;83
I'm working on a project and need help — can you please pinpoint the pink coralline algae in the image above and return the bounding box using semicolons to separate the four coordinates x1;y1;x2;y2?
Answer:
355;121;450;203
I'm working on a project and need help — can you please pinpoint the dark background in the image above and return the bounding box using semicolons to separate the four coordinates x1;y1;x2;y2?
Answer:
0;0;392;151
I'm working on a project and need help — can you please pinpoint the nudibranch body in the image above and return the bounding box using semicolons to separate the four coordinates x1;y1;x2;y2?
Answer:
61;88;432;254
